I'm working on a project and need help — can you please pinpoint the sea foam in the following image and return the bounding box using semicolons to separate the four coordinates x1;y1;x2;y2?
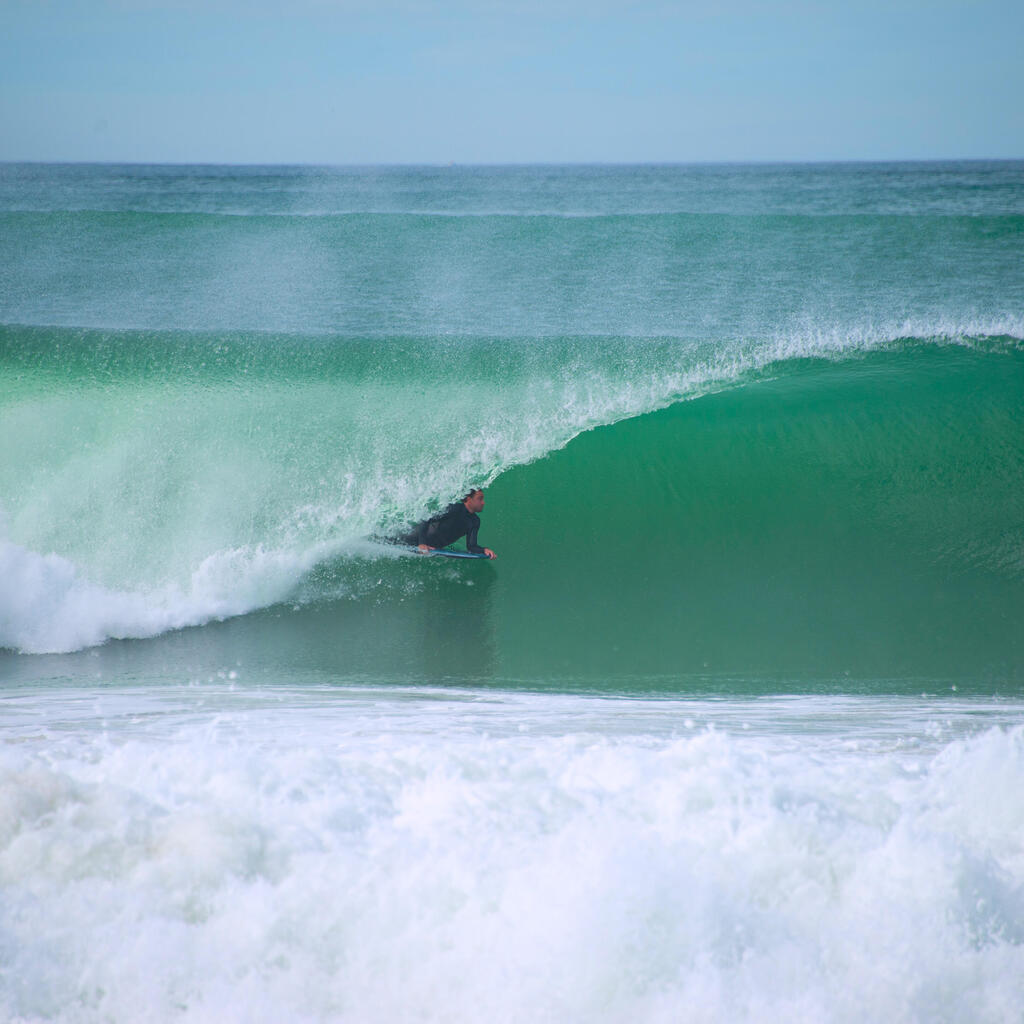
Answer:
0;536;334;655
1;690;1022;1023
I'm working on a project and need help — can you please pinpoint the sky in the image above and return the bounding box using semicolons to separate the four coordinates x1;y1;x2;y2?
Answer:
1;0;1021;164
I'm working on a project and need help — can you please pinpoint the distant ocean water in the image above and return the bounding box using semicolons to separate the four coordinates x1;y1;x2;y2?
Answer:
1;163;1023;1022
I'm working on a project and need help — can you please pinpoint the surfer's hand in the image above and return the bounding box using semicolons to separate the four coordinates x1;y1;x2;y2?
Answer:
484;548;496;559
418;544;434;552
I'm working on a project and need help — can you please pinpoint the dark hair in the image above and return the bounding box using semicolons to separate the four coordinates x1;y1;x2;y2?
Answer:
462;488;483;502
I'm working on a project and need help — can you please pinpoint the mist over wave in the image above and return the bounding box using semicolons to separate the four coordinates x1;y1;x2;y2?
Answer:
3;211;1021;336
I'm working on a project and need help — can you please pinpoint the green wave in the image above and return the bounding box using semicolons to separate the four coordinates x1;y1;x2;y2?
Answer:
274;340;1024;686
471;343;1024;682
2;328;1022;683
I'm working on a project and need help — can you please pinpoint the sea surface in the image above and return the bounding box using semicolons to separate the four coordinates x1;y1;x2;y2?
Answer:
1;162;1023;1022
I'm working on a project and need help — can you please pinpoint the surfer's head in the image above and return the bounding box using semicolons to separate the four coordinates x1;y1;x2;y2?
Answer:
462;488;485;514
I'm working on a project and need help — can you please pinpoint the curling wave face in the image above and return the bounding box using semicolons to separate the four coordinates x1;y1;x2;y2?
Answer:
1;325;1022;682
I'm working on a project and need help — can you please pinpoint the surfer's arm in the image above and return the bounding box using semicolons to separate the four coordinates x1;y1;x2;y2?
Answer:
464;519;486;555
464;515;494;557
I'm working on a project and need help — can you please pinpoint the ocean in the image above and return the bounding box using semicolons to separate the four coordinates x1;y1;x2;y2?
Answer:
1;162;1022;1022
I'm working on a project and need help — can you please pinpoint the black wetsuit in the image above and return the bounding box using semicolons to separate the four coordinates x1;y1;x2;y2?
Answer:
401;503;486;554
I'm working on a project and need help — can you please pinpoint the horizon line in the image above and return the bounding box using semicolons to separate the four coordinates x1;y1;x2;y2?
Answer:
2;156;1023;169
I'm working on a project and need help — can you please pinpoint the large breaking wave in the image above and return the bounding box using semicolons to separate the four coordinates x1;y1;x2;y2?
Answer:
2;322;1022;679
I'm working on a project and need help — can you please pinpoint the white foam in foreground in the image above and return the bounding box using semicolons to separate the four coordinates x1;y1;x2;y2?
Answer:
1;689;1022;1023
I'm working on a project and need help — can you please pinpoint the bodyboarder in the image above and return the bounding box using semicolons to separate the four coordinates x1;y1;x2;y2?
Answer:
400;488;496;559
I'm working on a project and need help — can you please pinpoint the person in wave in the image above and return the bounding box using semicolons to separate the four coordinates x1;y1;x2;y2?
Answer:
400;488;496;559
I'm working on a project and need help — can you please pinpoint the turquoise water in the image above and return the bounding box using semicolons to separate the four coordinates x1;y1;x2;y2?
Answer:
1;163;1023;1022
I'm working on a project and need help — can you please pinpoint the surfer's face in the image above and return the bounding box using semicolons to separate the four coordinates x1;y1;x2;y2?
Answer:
465;491;485;513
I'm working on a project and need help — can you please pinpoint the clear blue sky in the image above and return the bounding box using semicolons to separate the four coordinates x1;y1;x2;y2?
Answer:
1;0;1021;163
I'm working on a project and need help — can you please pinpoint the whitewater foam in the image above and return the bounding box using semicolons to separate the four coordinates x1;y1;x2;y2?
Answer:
0;535;351;655
1;689;1022;1023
